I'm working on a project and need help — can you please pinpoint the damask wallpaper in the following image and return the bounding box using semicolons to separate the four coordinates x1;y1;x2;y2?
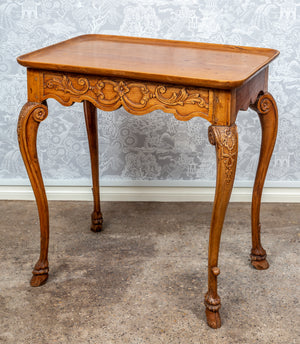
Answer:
0;0;299;187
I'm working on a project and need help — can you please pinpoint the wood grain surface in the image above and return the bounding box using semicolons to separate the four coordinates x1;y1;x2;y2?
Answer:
17;34;279;89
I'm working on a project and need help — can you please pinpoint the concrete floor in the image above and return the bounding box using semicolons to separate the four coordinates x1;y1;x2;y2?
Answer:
0;201;299;344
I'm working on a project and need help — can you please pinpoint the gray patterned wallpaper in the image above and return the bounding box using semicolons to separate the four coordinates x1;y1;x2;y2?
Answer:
0;0;299;187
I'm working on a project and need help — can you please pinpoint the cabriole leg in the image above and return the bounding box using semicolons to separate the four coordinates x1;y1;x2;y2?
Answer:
250;92;278;269
17;102;49;287
83;101;103;232
205;124;238;328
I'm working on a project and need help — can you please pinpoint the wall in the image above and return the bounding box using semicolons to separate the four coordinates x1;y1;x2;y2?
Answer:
0;0;299;189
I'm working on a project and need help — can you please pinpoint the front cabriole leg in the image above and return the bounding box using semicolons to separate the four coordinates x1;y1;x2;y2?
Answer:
250;92;278;270
205;124;238;328
17;102;49;287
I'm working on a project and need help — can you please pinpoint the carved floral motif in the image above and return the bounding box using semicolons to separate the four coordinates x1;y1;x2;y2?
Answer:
45;75;89;95
32;107;48;122
154;86;209;108
208;125;238;184
43;72;211;121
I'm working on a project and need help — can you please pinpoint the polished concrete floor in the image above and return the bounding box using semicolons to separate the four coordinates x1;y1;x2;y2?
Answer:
0;201;299;344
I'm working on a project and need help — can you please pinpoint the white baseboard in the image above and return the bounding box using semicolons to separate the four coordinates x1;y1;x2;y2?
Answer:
0;186;299;202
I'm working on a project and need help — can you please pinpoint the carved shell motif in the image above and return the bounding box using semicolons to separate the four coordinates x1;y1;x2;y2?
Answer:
43;72;211;121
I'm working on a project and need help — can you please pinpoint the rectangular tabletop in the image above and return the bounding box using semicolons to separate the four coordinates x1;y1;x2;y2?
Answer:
17;34;279;89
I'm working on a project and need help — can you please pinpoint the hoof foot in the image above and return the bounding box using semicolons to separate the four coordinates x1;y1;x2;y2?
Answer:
91;223;103;232
251;258;269;270
91;211;103;232
30;274;48;287
206;309;221;329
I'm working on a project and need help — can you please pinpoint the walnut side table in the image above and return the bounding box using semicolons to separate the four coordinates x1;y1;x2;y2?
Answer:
17;35;279;329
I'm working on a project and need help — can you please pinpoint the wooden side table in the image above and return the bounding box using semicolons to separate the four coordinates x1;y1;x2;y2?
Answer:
17;35;279;329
